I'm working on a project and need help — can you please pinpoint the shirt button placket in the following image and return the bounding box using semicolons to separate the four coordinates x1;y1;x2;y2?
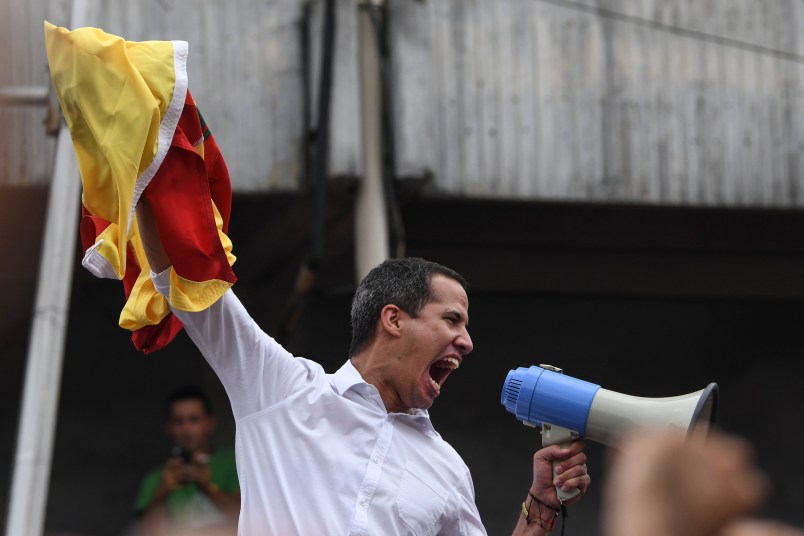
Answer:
347;417;394;536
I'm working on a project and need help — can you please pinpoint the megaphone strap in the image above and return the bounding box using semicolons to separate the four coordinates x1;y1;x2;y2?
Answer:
559;501;568;536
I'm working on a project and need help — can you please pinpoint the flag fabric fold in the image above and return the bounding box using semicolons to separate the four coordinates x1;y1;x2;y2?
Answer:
45;22;236;353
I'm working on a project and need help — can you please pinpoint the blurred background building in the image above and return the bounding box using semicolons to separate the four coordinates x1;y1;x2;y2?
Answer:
2;0;804;534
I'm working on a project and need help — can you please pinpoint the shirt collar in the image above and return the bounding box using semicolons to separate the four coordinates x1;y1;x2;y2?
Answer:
331;359;367;395
330;360;438;436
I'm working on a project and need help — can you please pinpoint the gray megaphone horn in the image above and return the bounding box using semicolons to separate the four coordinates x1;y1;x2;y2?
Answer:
501;364;719;502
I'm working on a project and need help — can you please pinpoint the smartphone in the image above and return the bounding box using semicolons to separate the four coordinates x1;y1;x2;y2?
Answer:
170;446;193;464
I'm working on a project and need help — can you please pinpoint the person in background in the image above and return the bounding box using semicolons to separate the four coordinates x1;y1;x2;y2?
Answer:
133;385;240;536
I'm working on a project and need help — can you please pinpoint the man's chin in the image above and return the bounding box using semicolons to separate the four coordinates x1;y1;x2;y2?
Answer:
414;392;437;411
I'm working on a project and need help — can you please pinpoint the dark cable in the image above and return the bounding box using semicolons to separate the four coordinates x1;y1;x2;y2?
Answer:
280;0;337;342
311;0;337;267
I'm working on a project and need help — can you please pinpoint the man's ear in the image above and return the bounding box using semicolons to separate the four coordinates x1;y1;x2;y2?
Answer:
379;304;403;337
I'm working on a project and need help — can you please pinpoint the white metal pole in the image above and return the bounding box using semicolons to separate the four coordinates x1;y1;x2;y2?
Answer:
4;124;81;536
4;3;86;535
4;122;81;536
355;0;390;282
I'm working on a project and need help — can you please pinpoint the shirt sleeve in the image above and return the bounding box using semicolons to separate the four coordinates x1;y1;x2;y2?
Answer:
133;469;161;515
152;267;310;421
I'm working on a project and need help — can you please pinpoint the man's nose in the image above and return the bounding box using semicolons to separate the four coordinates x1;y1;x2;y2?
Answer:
456;329;473;356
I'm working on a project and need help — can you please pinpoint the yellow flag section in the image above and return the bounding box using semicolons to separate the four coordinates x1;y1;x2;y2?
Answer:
44;21;187;280
44;22;237;353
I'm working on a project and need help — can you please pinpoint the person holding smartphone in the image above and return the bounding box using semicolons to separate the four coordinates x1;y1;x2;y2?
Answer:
132;385;240;535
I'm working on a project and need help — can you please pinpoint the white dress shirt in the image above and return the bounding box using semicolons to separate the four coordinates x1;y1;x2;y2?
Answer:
153;269;487;535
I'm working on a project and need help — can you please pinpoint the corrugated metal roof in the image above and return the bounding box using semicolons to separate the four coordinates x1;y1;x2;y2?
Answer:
4;0;804;208
2;0;307;191
387;0;804;206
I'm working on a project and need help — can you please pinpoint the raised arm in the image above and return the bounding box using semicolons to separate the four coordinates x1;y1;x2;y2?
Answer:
135;199;171;273
134;198;306;421
600;430;804;536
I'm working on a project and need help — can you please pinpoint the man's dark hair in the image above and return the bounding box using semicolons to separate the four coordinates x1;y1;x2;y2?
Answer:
165;385;214;417
349;257;468;356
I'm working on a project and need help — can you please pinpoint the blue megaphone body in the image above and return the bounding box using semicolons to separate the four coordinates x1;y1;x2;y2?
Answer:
501;364;719;501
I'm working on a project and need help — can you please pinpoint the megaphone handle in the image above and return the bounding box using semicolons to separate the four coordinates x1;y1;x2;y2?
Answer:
553;451;581;502
541;423;581;502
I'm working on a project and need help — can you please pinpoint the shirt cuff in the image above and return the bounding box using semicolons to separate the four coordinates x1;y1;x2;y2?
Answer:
151;266;173;297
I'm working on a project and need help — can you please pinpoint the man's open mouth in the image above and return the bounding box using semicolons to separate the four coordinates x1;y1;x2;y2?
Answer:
428;356;460;393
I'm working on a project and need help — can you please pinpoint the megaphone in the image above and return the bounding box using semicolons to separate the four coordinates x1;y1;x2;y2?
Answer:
501;364;718;502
